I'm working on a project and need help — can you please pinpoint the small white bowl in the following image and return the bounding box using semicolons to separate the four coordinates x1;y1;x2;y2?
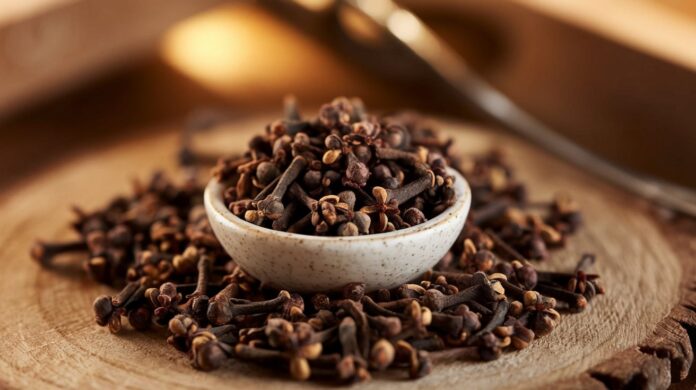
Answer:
204;168;471;292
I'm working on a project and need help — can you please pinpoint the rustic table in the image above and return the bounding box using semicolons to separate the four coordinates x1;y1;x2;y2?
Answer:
0;114;693;389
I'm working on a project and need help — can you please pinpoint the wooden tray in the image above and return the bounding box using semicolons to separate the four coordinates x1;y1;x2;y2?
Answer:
0;116;693;389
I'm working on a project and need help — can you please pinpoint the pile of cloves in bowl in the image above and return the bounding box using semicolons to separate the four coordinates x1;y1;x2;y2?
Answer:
31;97;603;383
214;96;456;235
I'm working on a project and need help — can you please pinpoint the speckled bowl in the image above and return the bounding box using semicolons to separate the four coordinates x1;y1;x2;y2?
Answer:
204;168;471;292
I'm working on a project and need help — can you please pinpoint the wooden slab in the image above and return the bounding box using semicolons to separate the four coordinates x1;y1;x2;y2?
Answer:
0;115;692;388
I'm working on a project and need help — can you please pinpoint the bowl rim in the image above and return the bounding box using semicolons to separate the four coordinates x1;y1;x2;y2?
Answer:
204;167;471;242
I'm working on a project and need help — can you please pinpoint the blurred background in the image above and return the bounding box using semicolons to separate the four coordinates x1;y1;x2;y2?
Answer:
1;0;695;196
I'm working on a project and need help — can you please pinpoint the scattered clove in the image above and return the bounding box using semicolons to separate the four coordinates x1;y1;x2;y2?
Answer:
32;97;604;384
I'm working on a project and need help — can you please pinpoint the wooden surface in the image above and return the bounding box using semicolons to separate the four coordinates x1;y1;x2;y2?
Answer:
0;115;693;388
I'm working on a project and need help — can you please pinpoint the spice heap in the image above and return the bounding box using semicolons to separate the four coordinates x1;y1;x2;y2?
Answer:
31;98;603;383
214;97;455;235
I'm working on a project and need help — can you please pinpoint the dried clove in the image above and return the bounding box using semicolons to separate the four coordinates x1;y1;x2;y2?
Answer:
31;97;605;384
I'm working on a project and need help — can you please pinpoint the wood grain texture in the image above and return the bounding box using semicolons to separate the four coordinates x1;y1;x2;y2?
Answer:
0;115;693;389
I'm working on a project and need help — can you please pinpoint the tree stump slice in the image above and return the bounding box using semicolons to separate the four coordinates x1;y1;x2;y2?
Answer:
0;115;693;389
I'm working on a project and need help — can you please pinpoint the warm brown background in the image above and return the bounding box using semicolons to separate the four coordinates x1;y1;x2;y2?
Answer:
0;2;694;387
1;1;696;194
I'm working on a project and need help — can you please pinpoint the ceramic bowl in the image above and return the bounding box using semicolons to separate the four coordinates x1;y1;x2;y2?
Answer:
204;168;471;292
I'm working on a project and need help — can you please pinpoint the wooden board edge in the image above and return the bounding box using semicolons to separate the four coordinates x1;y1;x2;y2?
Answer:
548;218;696;389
